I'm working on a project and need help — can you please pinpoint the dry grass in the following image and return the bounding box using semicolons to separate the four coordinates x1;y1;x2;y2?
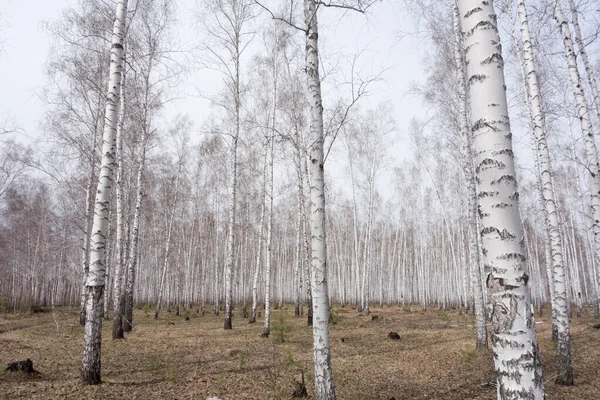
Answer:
1;304;599;399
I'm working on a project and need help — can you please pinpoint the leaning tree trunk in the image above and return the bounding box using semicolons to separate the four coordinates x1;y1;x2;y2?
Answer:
452;0;487;350
557;1;600;319
458;0;544;398
305;0;336;398
81;0;128;385
519;0;573;384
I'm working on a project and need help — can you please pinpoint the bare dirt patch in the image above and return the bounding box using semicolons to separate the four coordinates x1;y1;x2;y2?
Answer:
1;305;598;399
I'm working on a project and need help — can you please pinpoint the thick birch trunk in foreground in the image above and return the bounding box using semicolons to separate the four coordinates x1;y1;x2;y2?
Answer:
452;0;487;350
519;0;573;384
305;0;336;398
556;2;600;319
458;1;544;398
81;0;128;385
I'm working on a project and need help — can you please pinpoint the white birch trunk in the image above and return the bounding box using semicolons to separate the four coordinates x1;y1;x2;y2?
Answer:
458;1;544;397
519;0;573;384
305;0;336;397
263;133;274;337
155;171;180;319
123;126;146;333
561;0;600;318
568;0;600;131
555;2;600;319
453;0;488;350
79;156;95;326
81;0;128;384
250;191;265;323
223;19;241;331
112;62;126;339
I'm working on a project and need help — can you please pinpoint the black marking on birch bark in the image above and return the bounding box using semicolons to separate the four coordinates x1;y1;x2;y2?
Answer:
508;192;519;201
491;334;527;349
480;226;515;240
478;190;499;198
493;149;514;157
497;253;526;262
482;53;503;66
492;202;511;208
469;21;494;37
518;273;528;286
489;103;500;107
491;175;517;186
469;74;487;84
476;158;506;173
464;7;482;19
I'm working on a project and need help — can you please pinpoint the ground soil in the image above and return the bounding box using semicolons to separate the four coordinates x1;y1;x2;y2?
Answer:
1;304;599;399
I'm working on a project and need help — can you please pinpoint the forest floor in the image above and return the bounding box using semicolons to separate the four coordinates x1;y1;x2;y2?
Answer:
1;304;599;399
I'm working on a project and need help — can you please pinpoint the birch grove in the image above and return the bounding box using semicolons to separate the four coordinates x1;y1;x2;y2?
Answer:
6;0;600;398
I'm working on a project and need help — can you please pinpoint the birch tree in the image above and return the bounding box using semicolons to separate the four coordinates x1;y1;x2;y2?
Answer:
554;1;600;320
517;0;572;385
81;0;128;384
457;0;544;397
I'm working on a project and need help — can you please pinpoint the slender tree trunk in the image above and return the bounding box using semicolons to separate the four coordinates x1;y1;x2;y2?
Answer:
123;125;147;333
519;0;573;384
112;62;127;340
295;134;304;316
223;22;241;331
81;0;128;384
305;0;335;397
79;137;97;326
154;171;180;320
458;1;544;397
263;133;274;337
568;0;600;129
250;147;268;323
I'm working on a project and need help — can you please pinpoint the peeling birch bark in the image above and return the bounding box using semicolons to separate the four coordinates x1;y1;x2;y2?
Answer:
457;1;544;398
